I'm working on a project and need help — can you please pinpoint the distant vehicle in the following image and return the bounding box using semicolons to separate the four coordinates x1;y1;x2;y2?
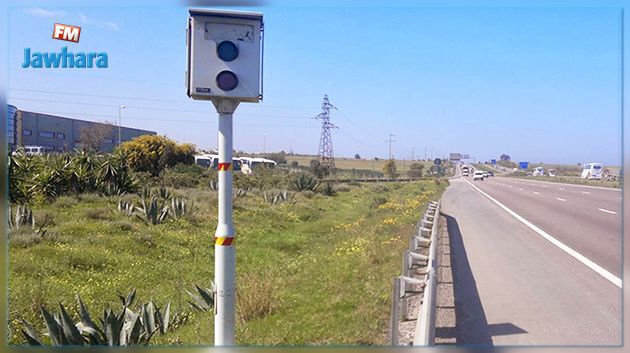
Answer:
581;163;603;180
462;170;469;177
195;154;242;172
23;145;52;156
548;169;557;177
487;171;494;177
482;171;488;178
240;157;277;170
194;154;218;169
532;167;544;176
473;170;485;181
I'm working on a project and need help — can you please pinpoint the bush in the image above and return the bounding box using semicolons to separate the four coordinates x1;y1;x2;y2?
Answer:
289;174;319;192
320;182;337;196
116;135;196;176
370;196;388;209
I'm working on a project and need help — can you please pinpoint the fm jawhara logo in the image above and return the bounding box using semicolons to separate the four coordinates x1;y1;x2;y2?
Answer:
22;22;108;69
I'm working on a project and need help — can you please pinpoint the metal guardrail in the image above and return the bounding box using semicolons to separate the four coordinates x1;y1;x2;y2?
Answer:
390;200;440;346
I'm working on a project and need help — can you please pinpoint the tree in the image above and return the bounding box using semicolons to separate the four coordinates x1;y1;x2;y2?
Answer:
116;135;195;176
407;163;424;178
500;154;511;161
264;151;287;164
383;159;398;179
354;154;361;160
79;122;115;152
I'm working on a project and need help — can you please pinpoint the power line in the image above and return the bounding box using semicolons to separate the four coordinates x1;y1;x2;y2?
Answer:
8;96;319;120
8;88;321;110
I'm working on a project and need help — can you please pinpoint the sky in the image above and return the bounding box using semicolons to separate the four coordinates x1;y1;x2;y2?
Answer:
5;0;625;165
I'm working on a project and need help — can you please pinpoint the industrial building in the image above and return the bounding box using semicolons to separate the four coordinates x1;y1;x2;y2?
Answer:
6;105;156;153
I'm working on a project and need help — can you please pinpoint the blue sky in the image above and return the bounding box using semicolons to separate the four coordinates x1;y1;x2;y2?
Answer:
5;0;625;165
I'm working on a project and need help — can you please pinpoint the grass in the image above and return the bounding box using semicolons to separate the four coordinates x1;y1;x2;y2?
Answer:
285;155;435;174
8;179;447;345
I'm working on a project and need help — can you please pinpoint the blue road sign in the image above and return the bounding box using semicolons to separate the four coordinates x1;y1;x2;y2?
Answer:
519;161;529;170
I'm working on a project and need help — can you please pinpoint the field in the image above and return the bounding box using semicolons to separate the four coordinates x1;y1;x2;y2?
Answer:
286;155;439;174
8;178;447;345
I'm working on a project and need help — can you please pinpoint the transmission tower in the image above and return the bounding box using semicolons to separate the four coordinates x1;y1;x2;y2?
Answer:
315;94;338;171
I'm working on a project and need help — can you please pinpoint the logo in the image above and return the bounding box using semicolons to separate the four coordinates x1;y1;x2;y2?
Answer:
52;23;81;43
21;23;108;69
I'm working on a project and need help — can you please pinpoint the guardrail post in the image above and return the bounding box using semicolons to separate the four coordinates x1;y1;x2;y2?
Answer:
391;276;401;345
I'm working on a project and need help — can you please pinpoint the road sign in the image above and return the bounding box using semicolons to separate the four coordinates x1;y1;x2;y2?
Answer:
519;161;529;170
434;158;442;166
491;159;497;165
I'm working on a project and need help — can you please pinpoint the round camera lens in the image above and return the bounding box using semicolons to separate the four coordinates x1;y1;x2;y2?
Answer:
217;41;239;62
216;70;238;91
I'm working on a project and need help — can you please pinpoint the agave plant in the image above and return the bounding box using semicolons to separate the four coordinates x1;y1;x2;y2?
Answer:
208;179;218;191
136;197;169;225
18;289;188;346
262;190;295;205
289;174;318;192
186;284;215;313
320;182;337;196
8;204;35;230
155;186;172;200
170;198;194;220
117;199;135;217
234;188;247;198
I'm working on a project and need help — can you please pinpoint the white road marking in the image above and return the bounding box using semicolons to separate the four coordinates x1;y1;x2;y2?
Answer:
582;191;591;195
509;185;513;188
462;177;622;288
533;191;540;195
555;197;566;202
518;188;523;191
598;208;618;215
559;188;565;191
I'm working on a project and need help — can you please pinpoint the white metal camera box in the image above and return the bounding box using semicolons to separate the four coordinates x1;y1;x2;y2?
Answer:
187;9;263;102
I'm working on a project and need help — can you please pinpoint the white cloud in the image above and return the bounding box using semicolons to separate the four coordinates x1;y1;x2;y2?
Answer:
77;12;120;32
24;8;67;18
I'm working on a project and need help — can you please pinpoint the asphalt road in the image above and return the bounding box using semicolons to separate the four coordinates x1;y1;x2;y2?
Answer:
440;175;622;345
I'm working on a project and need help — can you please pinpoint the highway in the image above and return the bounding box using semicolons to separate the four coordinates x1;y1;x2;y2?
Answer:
440;173;622;345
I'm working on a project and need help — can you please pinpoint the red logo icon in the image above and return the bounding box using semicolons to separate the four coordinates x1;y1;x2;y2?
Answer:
52;23;81;43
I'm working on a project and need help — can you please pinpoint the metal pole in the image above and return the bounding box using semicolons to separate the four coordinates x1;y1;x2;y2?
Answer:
213;99;239;346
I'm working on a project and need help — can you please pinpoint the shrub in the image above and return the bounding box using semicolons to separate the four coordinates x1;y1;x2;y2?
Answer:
18;290;188;346
370;196;388;209
116;135;195;176
289;174;318;192
320;182;337;196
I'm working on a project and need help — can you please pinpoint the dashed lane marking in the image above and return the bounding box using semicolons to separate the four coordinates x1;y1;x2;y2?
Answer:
462;177;622;288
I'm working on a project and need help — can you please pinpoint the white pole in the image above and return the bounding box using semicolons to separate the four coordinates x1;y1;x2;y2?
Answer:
213;99;238;346
118;105;126;146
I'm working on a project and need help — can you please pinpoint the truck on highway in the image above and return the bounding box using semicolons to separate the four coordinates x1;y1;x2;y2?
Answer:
461;165;469;176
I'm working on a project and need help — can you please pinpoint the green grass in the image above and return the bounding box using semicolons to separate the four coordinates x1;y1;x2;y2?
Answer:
286;155;435;174
8;179;448;345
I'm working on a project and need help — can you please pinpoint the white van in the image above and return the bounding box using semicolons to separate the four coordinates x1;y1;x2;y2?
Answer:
581;163;603;180
532;167;544;176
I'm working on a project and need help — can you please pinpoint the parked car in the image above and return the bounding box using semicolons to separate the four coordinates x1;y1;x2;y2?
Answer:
473;170;485;181
548;169;557;177
581;163;603;180
532;167;544;176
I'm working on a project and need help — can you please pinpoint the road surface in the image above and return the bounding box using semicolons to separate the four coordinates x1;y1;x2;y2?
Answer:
439;174;622;345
